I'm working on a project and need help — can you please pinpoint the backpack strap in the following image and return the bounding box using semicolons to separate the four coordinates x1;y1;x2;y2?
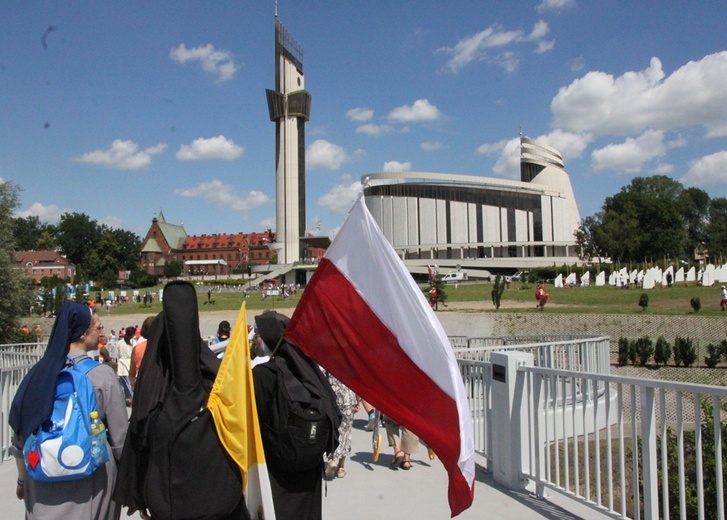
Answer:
68;355;99;376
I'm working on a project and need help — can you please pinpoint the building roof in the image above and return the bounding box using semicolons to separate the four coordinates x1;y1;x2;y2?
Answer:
183;233;245;250
14;250;74;267
141;238;163;253
151;217;187;249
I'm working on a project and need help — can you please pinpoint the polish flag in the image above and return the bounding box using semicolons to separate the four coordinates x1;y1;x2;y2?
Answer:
285;195;475;517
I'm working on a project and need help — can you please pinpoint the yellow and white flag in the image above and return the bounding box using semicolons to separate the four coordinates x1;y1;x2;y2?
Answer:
208;302;275;520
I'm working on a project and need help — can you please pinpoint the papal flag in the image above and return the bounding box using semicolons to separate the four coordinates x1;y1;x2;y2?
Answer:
208;302;276;520
285;194;475;517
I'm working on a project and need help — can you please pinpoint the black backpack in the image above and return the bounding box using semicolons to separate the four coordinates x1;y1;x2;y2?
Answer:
141;281;247;520
254;351;340;473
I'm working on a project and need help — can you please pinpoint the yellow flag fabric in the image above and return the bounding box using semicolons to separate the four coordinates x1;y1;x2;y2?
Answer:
208;302;276;520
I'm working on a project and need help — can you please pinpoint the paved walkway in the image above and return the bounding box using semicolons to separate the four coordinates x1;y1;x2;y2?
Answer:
0;409;610;519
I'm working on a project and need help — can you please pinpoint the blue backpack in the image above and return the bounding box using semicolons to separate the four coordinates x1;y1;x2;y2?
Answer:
23;356;109;482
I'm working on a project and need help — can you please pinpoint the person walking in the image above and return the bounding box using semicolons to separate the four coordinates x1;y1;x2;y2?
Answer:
9;301;128;519
324;373;357;480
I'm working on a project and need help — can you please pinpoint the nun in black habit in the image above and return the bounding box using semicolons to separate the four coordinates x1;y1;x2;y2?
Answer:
252;310;341;520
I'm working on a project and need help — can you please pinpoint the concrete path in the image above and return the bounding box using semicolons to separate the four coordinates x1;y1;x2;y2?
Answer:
1;408;610;519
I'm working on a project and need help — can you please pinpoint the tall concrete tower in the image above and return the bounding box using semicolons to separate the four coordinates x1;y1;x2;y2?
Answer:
265;14;311;265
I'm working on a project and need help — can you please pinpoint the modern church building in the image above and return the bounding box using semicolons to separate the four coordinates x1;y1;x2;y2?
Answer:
258;12;581;284
361;136;582;275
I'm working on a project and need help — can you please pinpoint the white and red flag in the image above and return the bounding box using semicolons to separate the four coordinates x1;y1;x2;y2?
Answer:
285;195;475;517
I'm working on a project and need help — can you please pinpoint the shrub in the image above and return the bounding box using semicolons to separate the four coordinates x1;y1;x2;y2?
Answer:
635;336;654;366
628;339;638;366
638;293;649;311
690;297;702;312
674;336;697;367
490;275;505;309
617;337;630;366
653;336;671;366
705;343;721;368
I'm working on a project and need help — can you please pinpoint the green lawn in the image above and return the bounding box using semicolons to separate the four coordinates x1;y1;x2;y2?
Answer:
437;280;727;316
102;287;300;316
96;280;727;317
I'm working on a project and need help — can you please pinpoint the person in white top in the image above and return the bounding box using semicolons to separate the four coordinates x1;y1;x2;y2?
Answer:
116;326;135;403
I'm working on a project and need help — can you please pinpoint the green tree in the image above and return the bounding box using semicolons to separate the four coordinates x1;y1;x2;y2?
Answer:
36;230;57;250
0;182;35;341
12;215;56;251
164;260;183;278
678;187;710;255
106;228;142;270
706;197;727;260
573;214;608;262
584;176;690;263
56;212;101;272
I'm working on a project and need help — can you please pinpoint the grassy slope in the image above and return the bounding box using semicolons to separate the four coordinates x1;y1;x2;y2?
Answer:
96;280;727;317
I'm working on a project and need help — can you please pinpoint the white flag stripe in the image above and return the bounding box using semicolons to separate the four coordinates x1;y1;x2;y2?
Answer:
326;196;475;484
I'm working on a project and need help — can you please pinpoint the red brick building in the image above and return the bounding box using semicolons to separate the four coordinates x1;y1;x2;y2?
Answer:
140;212;188;276
14;251;76;284
140;213;327;278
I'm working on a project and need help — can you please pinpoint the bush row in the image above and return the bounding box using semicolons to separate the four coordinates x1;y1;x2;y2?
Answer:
617;336;702;367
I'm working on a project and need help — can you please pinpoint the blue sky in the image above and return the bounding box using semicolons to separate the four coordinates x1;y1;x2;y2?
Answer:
3;1;727;239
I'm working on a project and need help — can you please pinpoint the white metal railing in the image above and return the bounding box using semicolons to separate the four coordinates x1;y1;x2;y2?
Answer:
521;366;727;520
454;336;610;468
453;335;611;375
0;343;43;460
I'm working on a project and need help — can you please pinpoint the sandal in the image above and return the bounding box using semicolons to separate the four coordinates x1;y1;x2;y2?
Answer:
400;459;412;470
336;468;346;479
390;451;404;469
324;460;337;480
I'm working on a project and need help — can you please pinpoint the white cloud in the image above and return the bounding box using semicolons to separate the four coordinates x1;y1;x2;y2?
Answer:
569;56;585;72
440;21;552;73
176;135;244;160
421;141;442;151
16;202;71;223
534;129;593;161
537;0;576;11
346;107;374;122
356;124;393;136
388;99;442;123
551;52;727;137
317;175;362;215
175;179;270;211
73;139;167;170
653;163;675;174
591;129;666;173
258;216;276;231
476;139;510;156
170;43;238;82
383;161;412;172
535;39;555;54
492;138;522;179
99;215;125;229
681;150;727;186
306;139;350;170
483;130;592;178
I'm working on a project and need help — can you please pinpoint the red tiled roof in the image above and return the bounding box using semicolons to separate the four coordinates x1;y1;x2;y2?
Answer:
14;250;75;267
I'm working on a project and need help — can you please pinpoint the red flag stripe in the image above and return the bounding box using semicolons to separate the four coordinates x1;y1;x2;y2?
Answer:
287;258;474;515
